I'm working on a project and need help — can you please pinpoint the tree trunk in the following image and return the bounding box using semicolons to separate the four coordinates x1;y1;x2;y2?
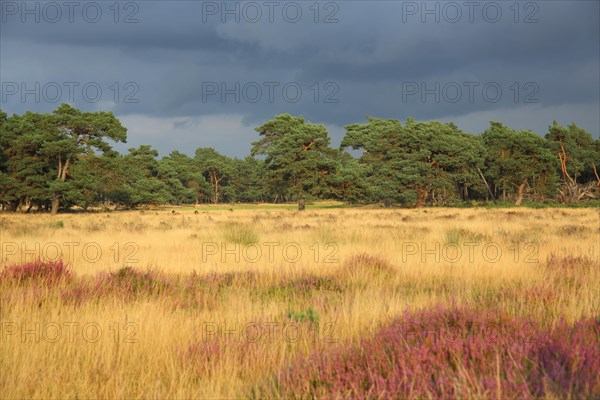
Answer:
415;187;428;208
49;156;70;215
51;195;60;215
6;201;18;212
514;179;528;206
476;167;496;203
210;171;221;204
592;163;600;186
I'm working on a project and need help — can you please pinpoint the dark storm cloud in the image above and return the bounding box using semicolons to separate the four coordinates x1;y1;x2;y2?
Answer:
1;0;598;157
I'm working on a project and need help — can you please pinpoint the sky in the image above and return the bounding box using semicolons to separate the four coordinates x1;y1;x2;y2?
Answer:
1;0;598;158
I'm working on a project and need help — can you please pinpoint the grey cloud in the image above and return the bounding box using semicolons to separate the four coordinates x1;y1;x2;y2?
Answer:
1;0;598;158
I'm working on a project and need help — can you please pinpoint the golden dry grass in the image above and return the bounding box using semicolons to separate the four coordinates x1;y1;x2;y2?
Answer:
0;206;599;398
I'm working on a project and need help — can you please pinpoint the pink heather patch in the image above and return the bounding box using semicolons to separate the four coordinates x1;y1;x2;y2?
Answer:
0;260;72;284
276;307;600;399
61;283;95;306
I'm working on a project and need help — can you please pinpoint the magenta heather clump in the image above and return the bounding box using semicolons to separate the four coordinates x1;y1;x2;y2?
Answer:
0;259;72;284
531;318;600;396
61;282;95;306
275;307;600;399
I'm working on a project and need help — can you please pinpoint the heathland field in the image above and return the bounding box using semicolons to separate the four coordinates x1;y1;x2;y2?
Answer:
1;205;599;398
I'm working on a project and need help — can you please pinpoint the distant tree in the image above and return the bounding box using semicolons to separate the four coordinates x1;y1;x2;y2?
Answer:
40;104;127;213
409;120;484;205
0;111;56;211
194;148;234;204
342;117;483;207
546;122;599;186
328;152;372;204
108;145;173;208
252;114;337;210
482;122;556;205
63;155;107;210
158;151;209;204
595;139;600;185
0;110;7;209
230;156;269;203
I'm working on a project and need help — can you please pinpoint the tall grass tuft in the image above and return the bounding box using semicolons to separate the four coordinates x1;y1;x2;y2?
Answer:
444;227;489;245
339;253;395;283
222;222;259;245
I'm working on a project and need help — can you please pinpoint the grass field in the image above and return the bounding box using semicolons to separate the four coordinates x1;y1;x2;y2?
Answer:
1;206;599;399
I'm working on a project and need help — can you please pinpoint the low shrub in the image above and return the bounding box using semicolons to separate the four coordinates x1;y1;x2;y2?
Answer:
338;253;395;283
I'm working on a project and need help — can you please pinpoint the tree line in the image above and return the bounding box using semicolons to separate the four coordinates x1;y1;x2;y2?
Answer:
0;104;598;213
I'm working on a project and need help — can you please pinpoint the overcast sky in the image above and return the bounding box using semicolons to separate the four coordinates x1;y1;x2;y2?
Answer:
1;0;598;157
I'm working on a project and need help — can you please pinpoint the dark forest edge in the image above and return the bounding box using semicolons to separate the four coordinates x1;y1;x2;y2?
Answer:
1;104;599;214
